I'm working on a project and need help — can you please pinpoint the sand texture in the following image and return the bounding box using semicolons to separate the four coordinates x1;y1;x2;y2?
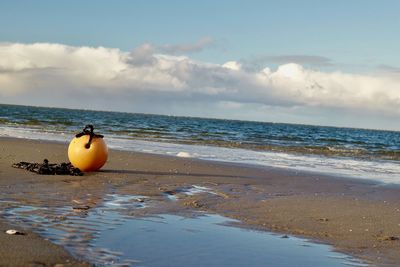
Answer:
0;137;400;266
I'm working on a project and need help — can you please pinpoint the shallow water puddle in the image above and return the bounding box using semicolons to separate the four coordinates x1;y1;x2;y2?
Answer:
163;185;217;201
2;194;368;267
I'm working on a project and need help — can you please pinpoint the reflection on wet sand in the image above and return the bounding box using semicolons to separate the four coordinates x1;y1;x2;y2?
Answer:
4;194;148;266
2;191;367;267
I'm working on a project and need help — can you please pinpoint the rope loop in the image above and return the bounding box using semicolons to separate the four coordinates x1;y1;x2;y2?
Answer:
75;124;104;149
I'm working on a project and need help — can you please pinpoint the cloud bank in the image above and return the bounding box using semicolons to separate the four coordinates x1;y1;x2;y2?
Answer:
0;42;399;128
241;55;334;71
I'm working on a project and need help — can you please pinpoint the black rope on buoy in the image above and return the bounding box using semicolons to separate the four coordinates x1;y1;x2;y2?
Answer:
75;124;104;149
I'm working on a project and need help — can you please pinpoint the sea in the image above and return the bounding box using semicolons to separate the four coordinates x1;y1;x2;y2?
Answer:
1;103;399;184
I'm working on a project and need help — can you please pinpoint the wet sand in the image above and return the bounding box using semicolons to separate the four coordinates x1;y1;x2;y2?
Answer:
0;137;399;266
0;220;90;267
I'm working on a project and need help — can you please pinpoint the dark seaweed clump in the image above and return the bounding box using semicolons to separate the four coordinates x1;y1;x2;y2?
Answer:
12;159;83;176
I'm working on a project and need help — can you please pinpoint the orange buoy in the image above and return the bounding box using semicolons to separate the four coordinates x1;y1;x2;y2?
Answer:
68;125;108;172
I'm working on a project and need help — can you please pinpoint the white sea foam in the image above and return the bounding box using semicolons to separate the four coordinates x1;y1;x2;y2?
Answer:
1;126;400;184
177;151;192;158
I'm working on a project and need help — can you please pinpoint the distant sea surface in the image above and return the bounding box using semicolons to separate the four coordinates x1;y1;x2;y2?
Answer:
1;104;399;183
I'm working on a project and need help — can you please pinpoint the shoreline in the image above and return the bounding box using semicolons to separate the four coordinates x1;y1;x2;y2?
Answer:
1;137;400;266
2;127;399;184
0;135;373;184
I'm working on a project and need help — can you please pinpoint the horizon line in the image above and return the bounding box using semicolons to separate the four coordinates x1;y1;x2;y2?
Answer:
1;102;398;133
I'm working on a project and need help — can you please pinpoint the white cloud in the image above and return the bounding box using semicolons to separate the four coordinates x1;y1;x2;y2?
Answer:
160;37;214;54
1;42;400;126
243;54;334;68
222;61;242;70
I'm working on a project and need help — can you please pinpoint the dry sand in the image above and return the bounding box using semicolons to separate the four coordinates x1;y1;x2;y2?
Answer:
0;137;400;266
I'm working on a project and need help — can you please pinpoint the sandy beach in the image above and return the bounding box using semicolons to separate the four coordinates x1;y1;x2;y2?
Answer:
0;137;399;266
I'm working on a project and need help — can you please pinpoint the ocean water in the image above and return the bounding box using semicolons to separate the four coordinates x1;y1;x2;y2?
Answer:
1;103;399;183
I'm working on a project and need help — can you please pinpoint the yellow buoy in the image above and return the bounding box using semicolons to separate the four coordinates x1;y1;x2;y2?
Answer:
68;125;108;172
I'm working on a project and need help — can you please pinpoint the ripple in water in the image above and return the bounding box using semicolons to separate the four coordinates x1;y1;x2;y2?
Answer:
3;194;368;267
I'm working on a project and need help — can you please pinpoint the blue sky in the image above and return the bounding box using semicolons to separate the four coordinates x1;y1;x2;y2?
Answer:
2;0;399;69
1;1;400;130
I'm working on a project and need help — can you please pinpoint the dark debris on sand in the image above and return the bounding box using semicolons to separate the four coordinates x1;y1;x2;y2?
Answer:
12;159;83;176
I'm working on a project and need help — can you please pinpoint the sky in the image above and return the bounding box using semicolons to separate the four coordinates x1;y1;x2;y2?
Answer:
0;0;400;130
